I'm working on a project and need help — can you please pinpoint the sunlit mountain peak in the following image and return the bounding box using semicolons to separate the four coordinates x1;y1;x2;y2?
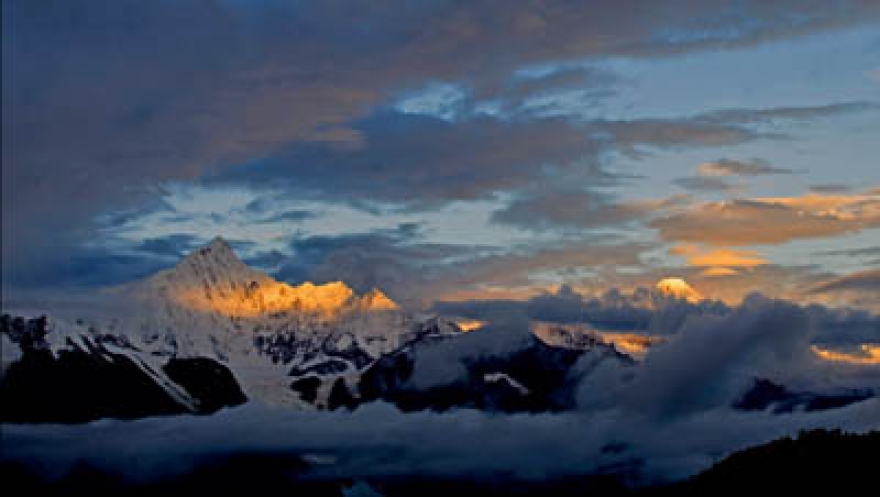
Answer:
360;288;400;311
655;277;703;303
135;238;400;318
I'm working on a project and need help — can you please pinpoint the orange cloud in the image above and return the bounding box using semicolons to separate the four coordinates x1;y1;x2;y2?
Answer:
811;344;880;366
455;319;486;332
699;267;740;277
671;244;767;278
689;248;766;268
165;279;397;318
652;188;880;246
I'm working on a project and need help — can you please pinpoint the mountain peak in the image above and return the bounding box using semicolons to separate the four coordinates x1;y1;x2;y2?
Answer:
139;238;400;318
361;288;399;311
198;236;236;258
180;236;246;269
655;277;703;303
208;235;233;250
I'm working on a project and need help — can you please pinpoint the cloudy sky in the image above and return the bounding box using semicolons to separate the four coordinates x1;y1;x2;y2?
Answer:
3;0;879;309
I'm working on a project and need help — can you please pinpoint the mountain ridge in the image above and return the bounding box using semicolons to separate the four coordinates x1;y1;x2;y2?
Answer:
2;237;463;410
132;236;399;319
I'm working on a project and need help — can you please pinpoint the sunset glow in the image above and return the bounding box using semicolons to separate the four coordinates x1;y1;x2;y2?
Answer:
455;319;487;332
165;280;398;318
598;332;666;359
811;344;880;366
655;278;704;303
2;1;879;492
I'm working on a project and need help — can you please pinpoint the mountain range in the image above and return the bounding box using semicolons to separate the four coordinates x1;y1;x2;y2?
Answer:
2;237;473;419
1;237;872;423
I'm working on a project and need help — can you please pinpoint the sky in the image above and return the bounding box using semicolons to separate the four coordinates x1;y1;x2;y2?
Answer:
3;0;880;310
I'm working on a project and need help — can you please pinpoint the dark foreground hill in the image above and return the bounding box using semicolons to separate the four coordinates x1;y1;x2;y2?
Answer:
659;428;879;495
2;429;876;496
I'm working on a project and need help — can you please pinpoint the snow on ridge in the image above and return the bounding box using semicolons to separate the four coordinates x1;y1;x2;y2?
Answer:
127;236;400;320
4;237;463;407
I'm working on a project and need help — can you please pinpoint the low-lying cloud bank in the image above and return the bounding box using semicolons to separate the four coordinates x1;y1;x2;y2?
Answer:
437;284;880;346
4;399;879;485
3;292;880;485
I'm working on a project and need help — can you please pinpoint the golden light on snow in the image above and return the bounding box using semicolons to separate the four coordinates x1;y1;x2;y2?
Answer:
700;267;740;277
599;332;665;359
811;344;880;366
144;237;401;319
532;322;664;360
172;280;398;318
455;319;486;332
655;277;704;303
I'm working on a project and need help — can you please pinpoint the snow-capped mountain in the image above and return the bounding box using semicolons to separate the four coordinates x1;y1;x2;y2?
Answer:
654;277;704;303
131;236;399;320
113;237;419;360
353;322;631;413
1;237;463;413
532;321;663;360
0;238;679;418
0;314;246;422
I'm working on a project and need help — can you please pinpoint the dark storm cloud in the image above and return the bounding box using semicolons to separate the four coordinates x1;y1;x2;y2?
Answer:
5;0;880;288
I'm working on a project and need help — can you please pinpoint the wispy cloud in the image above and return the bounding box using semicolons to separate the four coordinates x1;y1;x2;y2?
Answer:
670;244;767;277
652;189;880;246
696;158;796;177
